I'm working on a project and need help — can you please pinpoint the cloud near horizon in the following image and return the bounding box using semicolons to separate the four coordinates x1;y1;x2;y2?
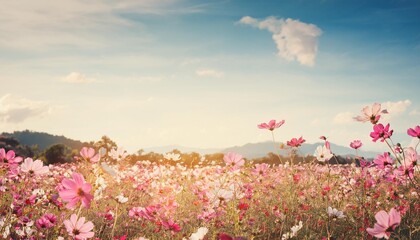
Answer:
196;69;224;78
61;72;97;84
239;16;322;67
0;94;50;123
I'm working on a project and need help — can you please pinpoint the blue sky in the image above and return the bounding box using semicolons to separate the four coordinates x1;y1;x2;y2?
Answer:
0;0;419;153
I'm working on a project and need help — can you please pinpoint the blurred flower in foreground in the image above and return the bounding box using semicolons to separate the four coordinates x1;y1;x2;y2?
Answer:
367;208;401;239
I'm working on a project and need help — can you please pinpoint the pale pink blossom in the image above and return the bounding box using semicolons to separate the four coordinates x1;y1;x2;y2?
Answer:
63;214;94;240
354;103;387;124
80;147;100;163
223;152;245;171
20;158;49;175
367;208;401;239
252;163;270;176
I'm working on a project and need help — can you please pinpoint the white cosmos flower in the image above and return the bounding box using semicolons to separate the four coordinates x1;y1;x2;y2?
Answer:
327;206;345;219
116;194;128;204
189;227;208;240
314;145;333;162
164;152;181;161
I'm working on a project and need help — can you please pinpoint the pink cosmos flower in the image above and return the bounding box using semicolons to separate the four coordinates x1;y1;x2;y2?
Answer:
394;147;418;178
350;140;363;150
0;148;23;166
20;158;49;176
63;214;94;240
35;213;56;229
407;125;420;138
257;119;285;131
223;152;245;171
59;172;93;209
354;103;388;124
252;163;269;176
367;208;401;239
80;147;100;163
162;219;181;232
287;136;305;148
370;123;393;142
373;152;394;169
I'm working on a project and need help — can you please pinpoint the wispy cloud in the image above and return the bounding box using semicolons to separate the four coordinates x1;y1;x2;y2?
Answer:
0;0;202;50
409;109;420;116
0;94;50;123
61;72;96;84
196;69;224;78
383;100;411;116
333;112;353;124
238;16;322;67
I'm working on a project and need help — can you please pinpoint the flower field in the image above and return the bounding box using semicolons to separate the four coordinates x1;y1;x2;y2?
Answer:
0;104;419;240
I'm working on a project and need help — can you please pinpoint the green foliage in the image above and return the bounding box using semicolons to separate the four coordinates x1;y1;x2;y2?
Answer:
44;143;73;165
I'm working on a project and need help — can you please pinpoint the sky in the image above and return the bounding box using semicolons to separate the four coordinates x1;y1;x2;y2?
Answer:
0;0;419;154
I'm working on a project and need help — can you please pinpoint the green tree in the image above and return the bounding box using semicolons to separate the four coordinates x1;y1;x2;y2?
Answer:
45;144;72;165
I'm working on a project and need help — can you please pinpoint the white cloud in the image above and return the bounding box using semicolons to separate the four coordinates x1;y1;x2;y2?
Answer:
238;16;322;67
196;69;224;78
61;72;96;83
383;100;411;116
409;109;420;116
0;94;50;123
333;112;353;124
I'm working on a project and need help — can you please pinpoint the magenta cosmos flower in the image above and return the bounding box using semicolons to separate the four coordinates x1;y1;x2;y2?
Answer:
373;152;394;169
370;123;393;142
367;208;401;239
407;125;420;138
64;214;94;240
257;119;285;131
354;103;388;124
20;158;49;176
80;147;100;163
349;140;363;150
59;172;93;209
287;136;305;148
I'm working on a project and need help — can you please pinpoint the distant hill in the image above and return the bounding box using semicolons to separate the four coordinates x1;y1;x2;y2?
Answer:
1;130;87;151
143;141;380;159
222;141;379;159
1;130;380;160
143;145;222;155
